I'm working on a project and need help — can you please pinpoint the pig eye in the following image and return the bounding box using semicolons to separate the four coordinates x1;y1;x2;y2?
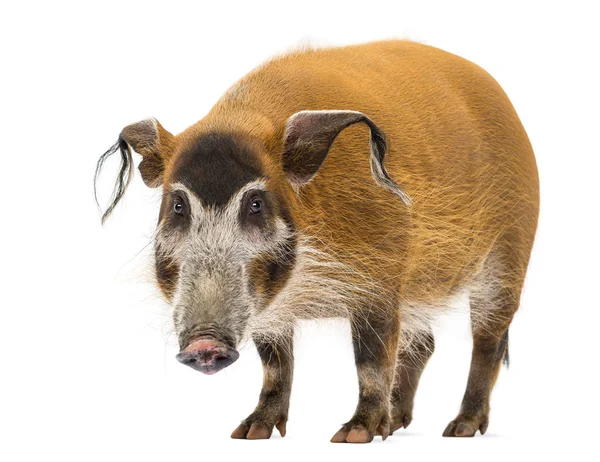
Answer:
249;198;262;214
173;198;185;215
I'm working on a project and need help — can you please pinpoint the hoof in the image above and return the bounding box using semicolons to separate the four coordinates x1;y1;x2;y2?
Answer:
231;416;287;440
443;415;488;437
331;421;389;443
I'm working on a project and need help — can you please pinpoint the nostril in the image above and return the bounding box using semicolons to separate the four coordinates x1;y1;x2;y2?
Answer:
214;354;229;362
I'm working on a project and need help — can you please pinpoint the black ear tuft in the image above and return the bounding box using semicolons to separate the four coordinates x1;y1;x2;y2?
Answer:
94;118;174;224
94;135;133;224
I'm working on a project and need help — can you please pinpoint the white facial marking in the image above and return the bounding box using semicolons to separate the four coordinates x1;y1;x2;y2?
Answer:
155;179;293;342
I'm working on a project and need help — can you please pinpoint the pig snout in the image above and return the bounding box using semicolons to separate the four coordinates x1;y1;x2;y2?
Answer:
176;338;239;375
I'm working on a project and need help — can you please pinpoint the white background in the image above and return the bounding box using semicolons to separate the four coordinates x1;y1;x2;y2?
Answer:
1;1;599;461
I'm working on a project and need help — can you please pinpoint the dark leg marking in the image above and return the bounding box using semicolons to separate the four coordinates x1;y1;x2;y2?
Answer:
390;330;435;432
443;287;515;437
231;330;294;440
331;308;400;443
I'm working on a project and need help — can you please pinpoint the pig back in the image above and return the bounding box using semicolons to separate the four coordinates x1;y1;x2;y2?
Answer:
202;40;540;303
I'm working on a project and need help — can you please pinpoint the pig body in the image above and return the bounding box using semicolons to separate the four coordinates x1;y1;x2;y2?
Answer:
96;40;539;441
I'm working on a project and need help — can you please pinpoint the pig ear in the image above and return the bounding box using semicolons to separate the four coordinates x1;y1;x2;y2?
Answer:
94;118;175;224
281;110;411;205
121;119;175;188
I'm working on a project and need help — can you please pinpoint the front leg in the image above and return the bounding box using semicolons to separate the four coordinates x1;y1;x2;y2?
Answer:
331;307;401;443
231;330;294;440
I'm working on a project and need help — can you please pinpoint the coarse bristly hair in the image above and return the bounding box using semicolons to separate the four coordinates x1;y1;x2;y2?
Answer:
95;40;538;373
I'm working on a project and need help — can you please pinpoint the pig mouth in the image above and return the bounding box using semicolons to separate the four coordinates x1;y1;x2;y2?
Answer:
176;337;240;375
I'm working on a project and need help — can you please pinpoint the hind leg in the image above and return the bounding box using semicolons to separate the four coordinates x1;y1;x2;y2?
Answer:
442;315;510;437
443;246;526;437
391;330;434;432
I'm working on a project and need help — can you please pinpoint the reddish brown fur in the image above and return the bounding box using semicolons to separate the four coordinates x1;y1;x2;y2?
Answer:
107;40;539;441
171;40;538;309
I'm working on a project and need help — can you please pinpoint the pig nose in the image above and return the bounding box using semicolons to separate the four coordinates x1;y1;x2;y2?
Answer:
176;338;239;375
